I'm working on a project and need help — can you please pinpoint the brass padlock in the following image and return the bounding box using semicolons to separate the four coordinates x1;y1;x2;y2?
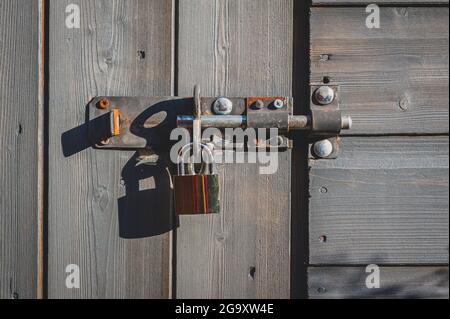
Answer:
174;143;220;215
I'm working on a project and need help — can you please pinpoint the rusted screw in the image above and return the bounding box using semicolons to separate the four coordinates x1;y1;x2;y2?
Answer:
314;86;335;105
213;97;233;115
98;98;110;110
273;99;284;109
313;139;333;158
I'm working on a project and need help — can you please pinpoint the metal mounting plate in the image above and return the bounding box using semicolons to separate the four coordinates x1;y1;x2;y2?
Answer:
88;96;292;150
88;97;192;150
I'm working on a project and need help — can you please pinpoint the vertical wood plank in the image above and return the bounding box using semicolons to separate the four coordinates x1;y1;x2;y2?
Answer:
176;0;293;299
48;0;173;298
0;0;40;299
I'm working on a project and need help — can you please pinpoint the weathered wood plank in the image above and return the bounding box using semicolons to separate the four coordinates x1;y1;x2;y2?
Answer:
311;7;449;135
308;267;449;299
313;0;449;5
0;0;40;300
309;136;449;265
176;0;292;299
48;0;173;298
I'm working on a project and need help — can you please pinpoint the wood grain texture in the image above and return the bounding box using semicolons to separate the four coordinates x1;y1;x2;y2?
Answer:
313;0;449;5
311;7;449;135
0;0;40;299
309;136;449;265
48;0;173;298
176;0;293;299
308;267;449;299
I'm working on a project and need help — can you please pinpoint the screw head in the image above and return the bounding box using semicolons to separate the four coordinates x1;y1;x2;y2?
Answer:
254;100;265;110
273;99;284;109
319;186;328;194
314;86;335;105
313;139;333;158
213;98;233;115
98;98;110;109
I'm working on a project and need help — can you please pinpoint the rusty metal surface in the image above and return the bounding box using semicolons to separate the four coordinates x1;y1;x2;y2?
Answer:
88;93;349;151
174;174;221;215
310;109;342;134
201;97;247;115
89;96;293;149
88;96;192;149
246;97;293;130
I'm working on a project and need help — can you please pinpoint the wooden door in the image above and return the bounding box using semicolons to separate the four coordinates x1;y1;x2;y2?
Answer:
0;0;448;299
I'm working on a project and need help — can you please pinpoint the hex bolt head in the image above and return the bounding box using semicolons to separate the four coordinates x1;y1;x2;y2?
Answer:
313;139;334;158
273;99;284;109
314;86;335;105
213;97;233;115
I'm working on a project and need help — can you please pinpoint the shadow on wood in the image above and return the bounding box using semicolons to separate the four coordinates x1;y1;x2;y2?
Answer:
117;100;184;238
61;111;110;158
61;101;182;239
118;152;178;239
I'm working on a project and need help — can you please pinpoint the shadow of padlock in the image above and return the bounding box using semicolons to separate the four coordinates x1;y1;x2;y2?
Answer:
174;143;220;215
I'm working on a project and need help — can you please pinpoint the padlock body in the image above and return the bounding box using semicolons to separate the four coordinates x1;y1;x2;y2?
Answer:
174;174;220;215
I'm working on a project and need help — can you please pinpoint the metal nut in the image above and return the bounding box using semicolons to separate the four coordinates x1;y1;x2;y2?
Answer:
273;99;284;109
314;86;335;105
213;98;233;115
313;139;333;158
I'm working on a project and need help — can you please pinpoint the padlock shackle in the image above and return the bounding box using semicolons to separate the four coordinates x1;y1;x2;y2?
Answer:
177;143;214;176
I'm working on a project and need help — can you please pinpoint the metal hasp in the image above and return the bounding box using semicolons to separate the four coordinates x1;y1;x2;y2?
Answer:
87;85;352;152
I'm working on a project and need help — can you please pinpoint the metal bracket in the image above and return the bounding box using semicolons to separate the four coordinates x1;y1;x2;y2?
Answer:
308;85;349;159
87;85;351;157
